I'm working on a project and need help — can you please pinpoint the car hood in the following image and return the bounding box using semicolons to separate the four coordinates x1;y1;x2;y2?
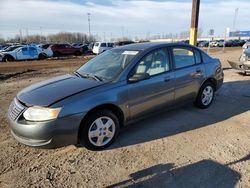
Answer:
17;74;105;107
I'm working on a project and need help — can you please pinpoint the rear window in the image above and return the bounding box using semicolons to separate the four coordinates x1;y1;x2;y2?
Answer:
94;43;100;47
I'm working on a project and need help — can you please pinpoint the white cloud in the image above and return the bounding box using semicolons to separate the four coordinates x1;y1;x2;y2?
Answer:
0;0;249;39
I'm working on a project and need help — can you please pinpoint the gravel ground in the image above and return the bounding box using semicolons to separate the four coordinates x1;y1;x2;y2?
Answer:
0;48;249;188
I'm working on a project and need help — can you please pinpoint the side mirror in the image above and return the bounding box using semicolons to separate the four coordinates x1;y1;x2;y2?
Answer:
128;73;150;83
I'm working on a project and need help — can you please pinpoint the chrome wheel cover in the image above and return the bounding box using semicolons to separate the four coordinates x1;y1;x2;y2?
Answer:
201;86;214;106
88;116;115;147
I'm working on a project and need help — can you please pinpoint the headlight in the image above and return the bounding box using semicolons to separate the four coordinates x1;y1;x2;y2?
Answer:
23;106;61;121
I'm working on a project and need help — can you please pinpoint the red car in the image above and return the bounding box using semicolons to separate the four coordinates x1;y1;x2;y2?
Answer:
51;44;83;57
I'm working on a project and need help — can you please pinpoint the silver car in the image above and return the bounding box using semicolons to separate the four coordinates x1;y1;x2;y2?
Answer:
8;42;224;150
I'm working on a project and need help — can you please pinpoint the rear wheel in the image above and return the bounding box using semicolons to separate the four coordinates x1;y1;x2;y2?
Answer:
38;53;47;60
79;110;120;150
194;82;215;109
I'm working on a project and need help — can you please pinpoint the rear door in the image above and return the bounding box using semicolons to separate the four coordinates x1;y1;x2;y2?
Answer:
128;48;175;119
171;46;205;102
28;47;39;59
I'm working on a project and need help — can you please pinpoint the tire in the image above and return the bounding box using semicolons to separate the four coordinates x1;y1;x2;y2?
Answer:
79;110;120;150
53;51;60;57
38;53;47;60
3;55;14;62
194;82;215;109
74;51;81;56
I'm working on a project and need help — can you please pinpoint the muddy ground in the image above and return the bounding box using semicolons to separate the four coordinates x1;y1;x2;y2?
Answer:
0;48;249;188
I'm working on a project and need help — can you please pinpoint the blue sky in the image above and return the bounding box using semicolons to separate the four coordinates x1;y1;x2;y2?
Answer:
0;0;249;40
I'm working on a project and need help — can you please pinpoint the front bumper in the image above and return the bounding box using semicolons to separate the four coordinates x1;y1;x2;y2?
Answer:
8;112;85;148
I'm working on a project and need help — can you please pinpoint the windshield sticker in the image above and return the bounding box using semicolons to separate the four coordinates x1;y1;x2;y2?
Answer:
122;51;139;55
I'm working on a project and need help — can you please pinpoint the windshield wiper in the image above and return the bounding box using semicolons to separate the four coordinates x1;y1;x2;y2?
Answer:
74;71;103;81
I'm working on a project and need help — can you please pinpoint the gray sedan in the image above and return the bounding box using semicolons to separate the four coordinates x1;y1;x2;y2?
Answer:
8;42;224;150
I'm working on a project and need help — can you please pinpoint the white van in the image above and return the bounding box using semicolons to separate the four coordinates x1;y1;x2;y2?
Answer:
92;42;114;54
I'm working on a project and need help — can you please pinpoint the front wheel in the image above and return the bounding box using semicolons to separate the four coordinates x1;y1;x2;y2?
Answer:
3;55;14;62
194;82;215;109
79;110;120;150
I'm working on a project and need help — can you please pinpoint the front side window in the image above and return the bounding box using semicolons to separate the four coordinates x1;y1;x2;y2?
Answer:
77;49;139;81
135;48;170;76
173;48;195;69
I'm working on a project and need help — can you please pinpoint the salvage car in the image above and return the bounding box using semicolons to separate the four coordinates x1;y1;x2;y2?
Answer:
92;42;114;54
51;44;83;57
228;42;250;75
37;44;53;58
8;42;224;150
0;46;48;62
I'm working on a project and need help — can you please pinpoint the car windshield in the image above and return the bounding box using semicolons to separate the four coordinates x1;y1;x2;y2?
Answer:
4;46;21;52
77;49;139;81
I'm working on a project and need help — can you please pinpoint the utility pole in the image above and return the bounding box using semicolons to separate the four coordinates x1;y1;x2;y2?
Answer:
40;26;43;43
189;0;200;46
26;28;29;43
233;8;239;32
19;28;22;43
87;13;91;41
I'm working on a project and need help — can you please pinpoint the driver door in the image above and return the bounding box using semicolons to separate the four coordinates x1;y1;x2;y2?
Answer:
128;48;175;119
16;47;30;60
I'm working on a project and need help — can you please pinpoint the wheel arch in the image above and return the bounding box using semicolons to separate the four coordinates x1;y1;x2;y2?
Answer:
201;77;217;91
78;103;125;139
3;54;15;61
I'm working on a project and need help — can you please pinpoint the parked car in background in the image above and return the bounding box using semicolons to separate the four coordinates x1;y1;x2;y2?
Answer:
92;42;114;54
0;45;24;53
51;44;83;57
209;40;218;47
77;44;89;54
88;42;94;52
7;42;223;150
198;41;209;47
0;46;47;62
0;44;11;50
114;41;135;47
37;44;53;58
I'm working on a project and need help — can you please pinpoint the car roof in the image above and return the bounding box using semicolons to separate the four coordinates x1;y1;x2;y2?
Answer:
115;42;196;51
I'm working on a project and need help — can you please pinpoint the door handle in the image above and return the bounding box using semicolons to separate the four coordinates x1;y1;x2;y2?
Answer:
196;68;202;73
164;76;171;82
192;68;203;77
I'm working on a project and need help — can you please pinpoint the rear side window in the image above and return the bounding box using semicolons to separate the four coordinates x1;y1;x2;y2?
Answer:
173;48;195;69
29;47;38;55
101;43;107;47
194;49;202;64
94;43;99;47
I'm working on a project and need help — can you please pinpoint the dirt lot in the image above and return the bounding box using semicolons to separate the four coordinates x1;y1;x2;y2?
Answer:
0;48;249;188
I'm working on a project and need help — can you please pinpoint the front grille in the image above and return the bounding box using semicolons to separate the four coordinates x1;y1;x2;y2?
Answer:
8;98;25;120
